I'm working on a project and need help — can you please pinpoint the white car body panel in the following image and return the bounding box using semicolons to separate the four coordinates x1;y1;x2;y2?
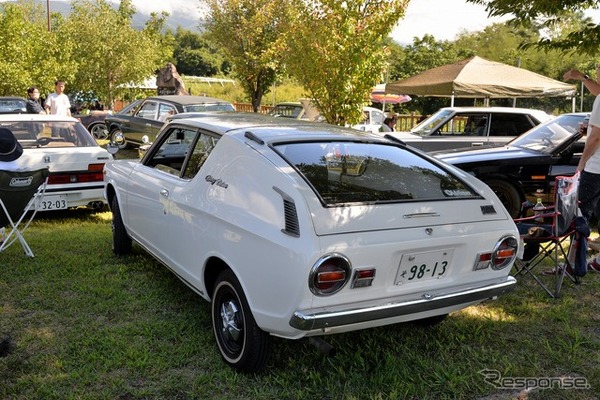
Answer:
104;114;519;342
0;114;112;210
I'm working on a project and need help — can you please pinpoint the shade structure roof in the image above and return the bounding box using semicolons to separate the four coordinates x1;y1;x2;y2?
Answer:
385;56;576;99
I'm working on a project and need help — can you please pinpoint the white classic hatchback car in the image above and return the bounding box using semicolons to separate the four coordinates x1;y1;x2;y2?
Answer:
104;113;519;372
1;114;112;211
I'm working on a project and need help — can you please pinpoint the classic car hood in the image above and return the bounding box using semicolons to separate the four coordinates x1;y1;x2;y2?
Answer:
435;146;537;165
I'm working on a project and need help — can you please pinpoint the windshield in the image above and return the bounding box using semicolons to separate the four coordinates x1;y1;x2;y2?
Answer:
1;120;98;148
183;103;235;112
509;114;585;153
410;109;454;136
274;141;480;206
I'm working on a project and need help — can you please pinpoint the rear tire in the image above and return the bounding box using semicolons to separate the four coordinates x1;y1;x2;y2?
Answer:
486;179;521;218
212;269;272;373
111;196;132;255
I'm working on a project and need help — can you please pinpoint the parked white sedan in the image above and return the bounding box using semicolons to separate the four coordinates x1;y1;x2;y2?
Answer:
1;114;112;211
104;113;519;372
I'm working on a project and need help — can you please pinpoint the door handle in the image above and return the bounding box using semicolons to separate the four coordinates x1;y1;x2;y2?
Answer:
471;142;484;147
160;189;169;198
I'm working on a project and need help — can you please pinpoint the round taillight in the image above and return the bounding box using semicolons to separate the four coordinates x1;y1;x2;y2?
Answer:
491;235;518;270
309;254;351;296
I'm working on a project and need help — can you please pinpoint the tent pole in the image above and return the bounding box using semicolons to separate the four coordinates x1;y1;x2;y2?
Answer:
451;92;455;107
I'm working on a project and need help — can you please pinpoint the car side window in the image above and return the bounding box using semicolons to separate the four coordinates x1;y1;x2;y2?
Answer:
489;114;531;137
135;101;158;120
371;110;385;125
147;127;197;176
158;104;177;122
182;132;220;180
438;113;488;136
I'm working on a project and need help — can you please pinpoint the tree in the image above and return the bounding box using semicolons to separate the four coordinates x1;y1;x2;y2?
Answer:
203;0;290;112
59;0;173;108
172;28;230;77
283;0;410;126
468;0;600;56
0;0;74;97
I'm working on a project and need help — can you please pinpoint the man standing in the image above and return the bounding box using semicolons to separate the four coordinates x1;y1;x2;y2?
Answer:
565;67;600;271
44;80;71;116
26;86;45;114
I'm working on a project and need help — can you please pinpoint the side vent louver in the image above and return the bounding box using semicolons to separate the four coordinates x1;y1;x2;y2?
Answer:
273;186;300;237
481;205;497;215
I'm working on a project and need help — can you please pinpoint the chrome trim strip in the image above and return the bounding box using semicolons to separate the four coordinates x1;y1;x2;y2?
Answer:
403;212;440;218
289;277;516;331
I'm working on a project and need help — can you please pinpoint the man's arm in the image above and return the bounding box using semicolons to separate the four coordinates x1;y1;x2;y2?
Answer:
564;69;600;96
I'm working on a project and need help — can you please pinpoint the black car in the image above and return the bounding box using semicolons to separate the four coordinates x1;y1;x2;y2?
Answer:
105;95;235;148
435;113;588;217
0;97;27;114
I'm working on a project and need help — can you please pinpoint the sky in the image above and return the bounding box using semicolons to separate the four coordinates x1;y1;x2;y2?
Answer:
106;0;509;44
13;0;599;45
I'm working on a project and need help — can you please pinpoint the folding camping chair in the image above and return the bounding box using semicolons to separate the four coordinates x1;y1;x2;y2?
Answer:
512;174;582;298
0;168;49;257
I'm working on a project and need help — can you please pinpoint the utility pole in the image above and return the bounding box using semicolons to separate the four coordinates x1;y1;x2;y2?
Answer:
47;0;51;31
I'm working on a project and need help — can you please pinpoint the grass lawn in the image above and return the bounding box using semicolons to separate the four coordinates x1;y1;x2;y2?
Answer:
1;209;599;400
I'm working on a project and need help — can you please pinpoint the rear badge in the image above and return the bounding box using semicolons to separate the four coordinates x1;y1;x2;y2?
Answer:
43;156;51;163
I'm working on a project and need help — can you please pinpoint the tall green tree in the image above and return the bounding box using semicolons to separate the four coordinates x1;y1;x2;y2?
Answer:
0;0;73;96
173;28;230;77
60;0;173;108
468;0;600;55
203;0;290;112
283;0;410;126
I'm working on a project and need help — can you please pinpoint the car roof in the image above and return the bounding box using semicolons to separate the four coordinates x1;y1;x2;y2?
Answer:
437;106;548;113
0;114;79;122
167;112;377;142
144;95;232;105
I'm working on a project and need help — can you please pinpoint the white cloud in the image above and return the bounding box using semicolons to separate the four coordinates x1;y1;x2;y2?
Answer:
392;0;510;44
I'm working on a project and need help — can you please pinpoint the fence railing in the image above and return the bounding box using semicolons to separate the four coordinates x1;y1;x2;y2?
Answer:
234;103;425;131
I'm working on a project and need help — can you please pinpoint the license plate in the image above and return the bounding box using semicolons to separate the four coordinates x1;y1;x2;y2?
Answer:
395;249;453;285
37;195;68;211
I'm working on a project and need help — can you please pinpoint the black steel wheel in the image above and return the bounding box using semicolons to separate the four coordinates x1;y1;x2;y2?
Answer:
212;269;272;373
111;195;132;255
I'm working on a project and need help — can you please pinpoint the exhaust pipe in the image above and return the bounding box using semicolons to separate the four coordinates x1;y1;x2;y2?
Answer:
308;337;336;357
88;201;105;210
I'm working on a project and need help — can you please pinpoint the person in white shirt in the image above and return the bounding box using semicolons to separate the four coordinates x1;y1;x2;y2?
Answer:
44;80;71;117
565;67;600;271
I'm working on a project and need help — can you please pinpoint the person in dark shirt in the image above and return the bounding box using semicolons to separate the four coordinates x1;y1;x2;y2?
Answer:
26;86;45;114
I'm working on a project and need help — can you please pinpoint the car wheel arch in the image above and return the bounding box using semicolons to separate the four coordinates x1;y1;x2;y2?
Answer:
481;177;524;217
204;257;232;299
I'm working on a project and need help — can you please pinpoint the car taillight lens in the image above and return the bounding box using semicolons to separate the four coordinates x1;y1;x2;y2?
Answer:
475;235;518;271
309;254;351;296
48;164;105;184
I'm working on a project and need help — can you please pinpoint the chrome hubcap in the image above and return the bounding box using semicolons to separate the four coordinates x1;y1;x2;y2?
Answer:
220;300;241;341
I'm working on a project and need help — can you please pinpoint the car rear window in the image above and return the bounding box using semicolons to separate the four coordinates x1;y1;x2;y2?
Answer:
275;141;480;206
184;103;235;112
2;120;98;148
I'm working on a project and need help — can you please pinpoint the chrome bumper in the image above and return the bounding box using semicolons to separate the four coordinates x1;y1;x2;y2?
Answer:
289;277;517;331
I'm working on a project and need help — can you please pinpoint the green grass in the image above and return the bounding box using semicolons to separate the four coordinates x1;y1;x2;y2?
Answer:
1;210;599;400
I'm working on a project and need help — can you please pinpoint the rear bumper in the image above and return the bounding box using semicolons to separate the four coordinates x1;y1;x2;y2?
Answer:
289;277;516;331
